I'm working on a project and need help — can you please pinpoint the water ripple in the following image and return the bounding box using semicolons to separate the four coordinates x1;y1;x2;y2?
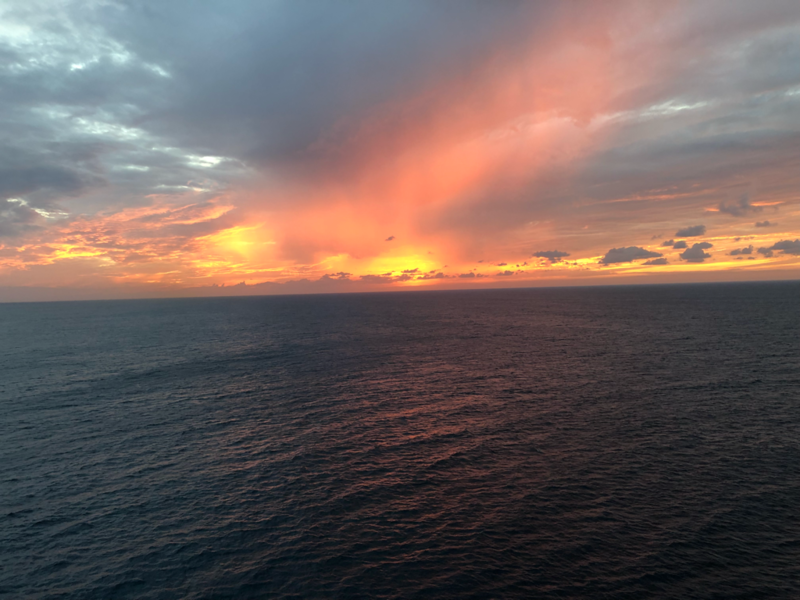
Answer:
1;283;799;598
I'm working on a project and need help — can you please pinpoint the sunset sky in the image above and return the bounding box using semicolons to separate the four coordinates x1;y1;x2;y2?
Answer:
1;0;799;301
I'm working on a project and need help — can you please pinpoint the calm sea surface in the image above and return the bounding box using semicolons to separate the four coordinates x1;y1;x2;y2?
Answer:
1;282;799;599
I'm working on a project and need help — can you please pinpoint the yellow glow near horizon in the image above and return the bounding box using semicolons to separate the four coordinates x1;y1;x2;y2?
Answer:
203;224;275;260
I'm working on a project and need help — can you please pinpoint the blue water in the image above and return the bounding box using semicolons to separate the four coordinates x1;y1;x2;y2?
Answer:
1;282;799;599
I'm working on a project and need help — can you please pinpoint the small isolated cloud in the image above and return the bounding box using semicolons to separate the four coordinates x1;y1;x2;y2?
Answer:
533;250;570;262
458;272;476;278
497;270;514;276
761;239;800;256
643;258;668;265
660;239;675;247
497;262;507;266
600;246;662;265
402;268;418;273
680;242;713;262
718;194;762;217
675;225;706;237
755;221;775;227
730;245;753;256
673;240;688;249
385;235;395;241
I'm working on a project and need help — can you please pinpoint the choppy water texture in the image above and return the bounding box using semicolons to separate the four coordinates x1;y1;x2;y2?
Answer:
2;282;799;599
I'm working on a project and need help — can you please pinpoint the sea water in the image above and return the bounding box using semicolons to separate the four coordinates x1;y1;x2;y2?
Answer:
1;282;799;598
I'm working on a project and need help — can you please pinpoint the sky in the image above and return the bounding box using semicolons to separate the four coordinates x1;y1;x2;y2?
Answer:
1;0;799;301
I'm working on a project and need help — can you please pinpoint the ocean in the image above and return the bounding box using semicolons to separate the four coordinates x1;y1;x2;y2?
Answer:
1;282;799;599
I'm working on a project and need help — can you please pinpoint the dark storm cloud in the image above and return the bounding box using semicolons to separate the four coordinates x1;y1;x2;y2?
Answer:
675;225;706;237
600;247;662;265
532;250;570;262
718;194;763;217
680;242;713;262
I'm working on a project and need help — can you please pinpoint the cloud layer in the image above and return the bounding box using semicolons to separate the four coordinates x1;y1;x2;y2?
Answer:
1;0;799;298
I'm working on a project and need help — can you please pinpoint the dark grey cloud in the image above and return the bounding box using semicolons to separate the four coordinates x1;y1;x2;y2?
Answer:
0;158;89;204
730;245;753;255
675;225;706;237
497;270;514;276
324;271;351;280
660;239;675;247
763;239;800;256
600;246;662;265
754;220;775;227
673;240;688;249
91;1;562;165
643;258;668;265
532;250;570;262
0;199;43;237
718;194;763;217
0;1;252;228
5;1;799;200
680;242;713;262
417;271;445;280
385;236;395;242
